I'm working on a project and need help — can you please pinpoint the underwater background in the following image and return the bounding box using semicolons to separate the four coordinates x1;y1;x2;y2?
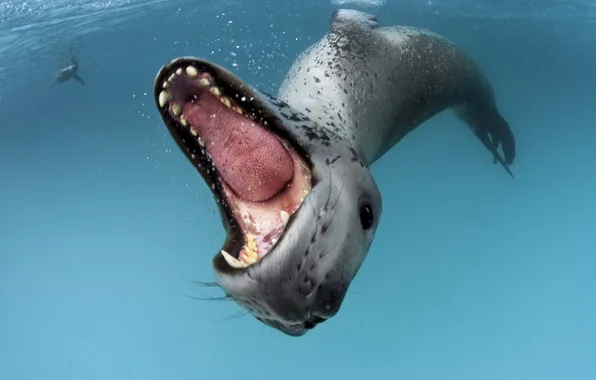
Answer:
1;0;595;379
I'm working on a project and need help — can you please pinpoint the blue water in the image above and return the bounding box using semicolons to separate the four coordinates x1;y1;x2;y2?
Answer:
1;0;595;379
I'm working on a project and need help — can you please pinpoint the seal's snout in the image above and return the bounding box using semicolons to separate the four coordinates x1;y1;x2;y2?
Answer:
259;315;328;337
304;315;327;330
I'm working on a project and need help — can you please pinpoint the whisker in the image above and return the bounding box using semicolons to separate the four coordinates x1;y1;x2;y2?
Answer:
177;290;231;302
211;309;250;324
175;279;231;302
191;280;220;288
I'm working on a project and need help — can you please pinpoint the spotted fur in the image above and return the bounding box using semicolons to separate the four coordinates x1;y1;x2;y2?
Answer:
278;9;516;172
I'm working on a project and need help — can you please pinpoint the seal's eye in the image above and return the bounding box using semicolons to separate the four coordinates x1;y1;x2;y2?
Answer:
359;205;373;230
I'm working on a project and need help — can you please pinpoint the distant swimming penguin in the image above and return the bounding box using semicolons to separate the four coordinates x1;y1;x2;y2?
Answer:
50;56;85;89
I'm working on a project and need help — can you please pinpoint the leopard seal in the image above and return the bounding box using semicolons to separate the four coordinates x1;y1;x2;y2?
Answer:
152;9;515;337
50;55;85;89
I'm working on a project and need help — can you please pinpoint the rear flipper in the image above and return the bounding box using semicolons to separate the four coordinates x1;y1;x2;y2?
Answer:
473;129;514;179
456;104;516;178
485;111;515;165
73;74;85;86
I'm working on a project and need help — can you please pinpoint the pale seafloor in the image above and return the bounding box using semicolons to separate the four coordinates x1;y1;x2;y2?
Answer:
1;0;595;379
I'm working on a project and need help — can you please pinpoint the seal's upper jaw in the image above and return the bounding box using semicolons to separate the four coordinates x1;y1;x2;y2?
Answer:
153;57;314;273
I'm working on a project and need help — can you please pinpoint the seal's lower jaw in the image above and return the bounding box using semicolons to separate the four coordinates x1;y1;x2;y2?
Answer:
154;58;313;271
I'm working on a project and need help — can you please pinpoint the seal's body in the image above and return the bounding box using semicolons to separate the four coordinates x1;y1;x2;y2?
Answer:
279;10;515;173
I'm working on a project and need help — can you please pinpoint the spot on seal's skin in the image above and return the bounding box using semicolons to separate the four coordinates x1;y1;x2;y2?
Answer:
152;8;516;338
279;9;515;176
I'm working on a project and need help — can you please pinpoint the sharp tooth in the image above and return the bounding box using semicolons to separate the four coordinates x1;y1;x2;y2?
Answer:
220;96;231;108
198;137;205;147
200;77;211;86
210;86;222;96
158;91;172;107
246;234;257;250
241;253;257;265
176;68;183;75
162;81;169;89
221;250;250;269
180;115;188;126
168;73;176;82
245;248;257;258
186;65;198;79
232;106;244;115
172;104;181;116
243;247;257;259
190;127;198;136
247;243;257;255
280;210;290;226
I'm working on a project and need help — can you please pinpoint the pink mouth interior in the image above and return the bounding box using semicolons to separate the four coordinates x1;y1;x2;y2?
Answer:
167;71;311;259
182;95;294;202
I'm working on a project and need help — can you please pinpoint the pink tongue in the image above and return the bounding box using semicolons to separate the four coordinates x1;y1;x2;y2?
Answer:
182;95;294;202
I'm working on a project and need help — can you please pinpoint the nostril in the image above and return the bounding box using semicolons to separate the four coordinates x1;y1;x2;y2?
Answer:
304;316;327;330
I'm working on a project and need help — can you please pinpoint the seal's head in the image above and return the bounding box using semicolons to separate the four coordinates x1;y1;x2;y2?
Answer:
154;58;382;336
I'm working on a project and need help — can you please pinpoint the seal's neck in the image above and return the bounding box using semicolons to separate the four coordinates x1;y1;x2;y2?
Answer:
278;29;400;167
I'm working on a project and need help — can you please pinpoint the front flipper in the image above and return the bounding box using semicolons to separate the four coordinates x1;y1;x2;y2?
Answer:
73;74;85;86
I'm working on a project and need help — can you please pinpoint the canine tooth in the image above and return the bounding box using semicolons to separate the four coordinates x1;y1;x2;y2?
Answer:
158;91;172;107
232;106;244;114
180;115;188;126
190;127;198;136
210;86;222;96
176;68;183;76
221;250;250;269
200;78;211;86
172;104;181;116
220;96;231;108
186;65;198;78
280;210;290;226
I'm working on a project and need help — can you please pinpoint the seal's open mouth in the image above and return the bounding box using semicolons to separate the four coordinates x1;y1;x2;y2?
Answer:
154;59;312;270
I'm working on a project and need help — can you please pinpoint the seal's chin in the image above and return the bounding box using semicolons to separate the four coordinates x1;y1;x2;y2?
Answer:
154;58;313;271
